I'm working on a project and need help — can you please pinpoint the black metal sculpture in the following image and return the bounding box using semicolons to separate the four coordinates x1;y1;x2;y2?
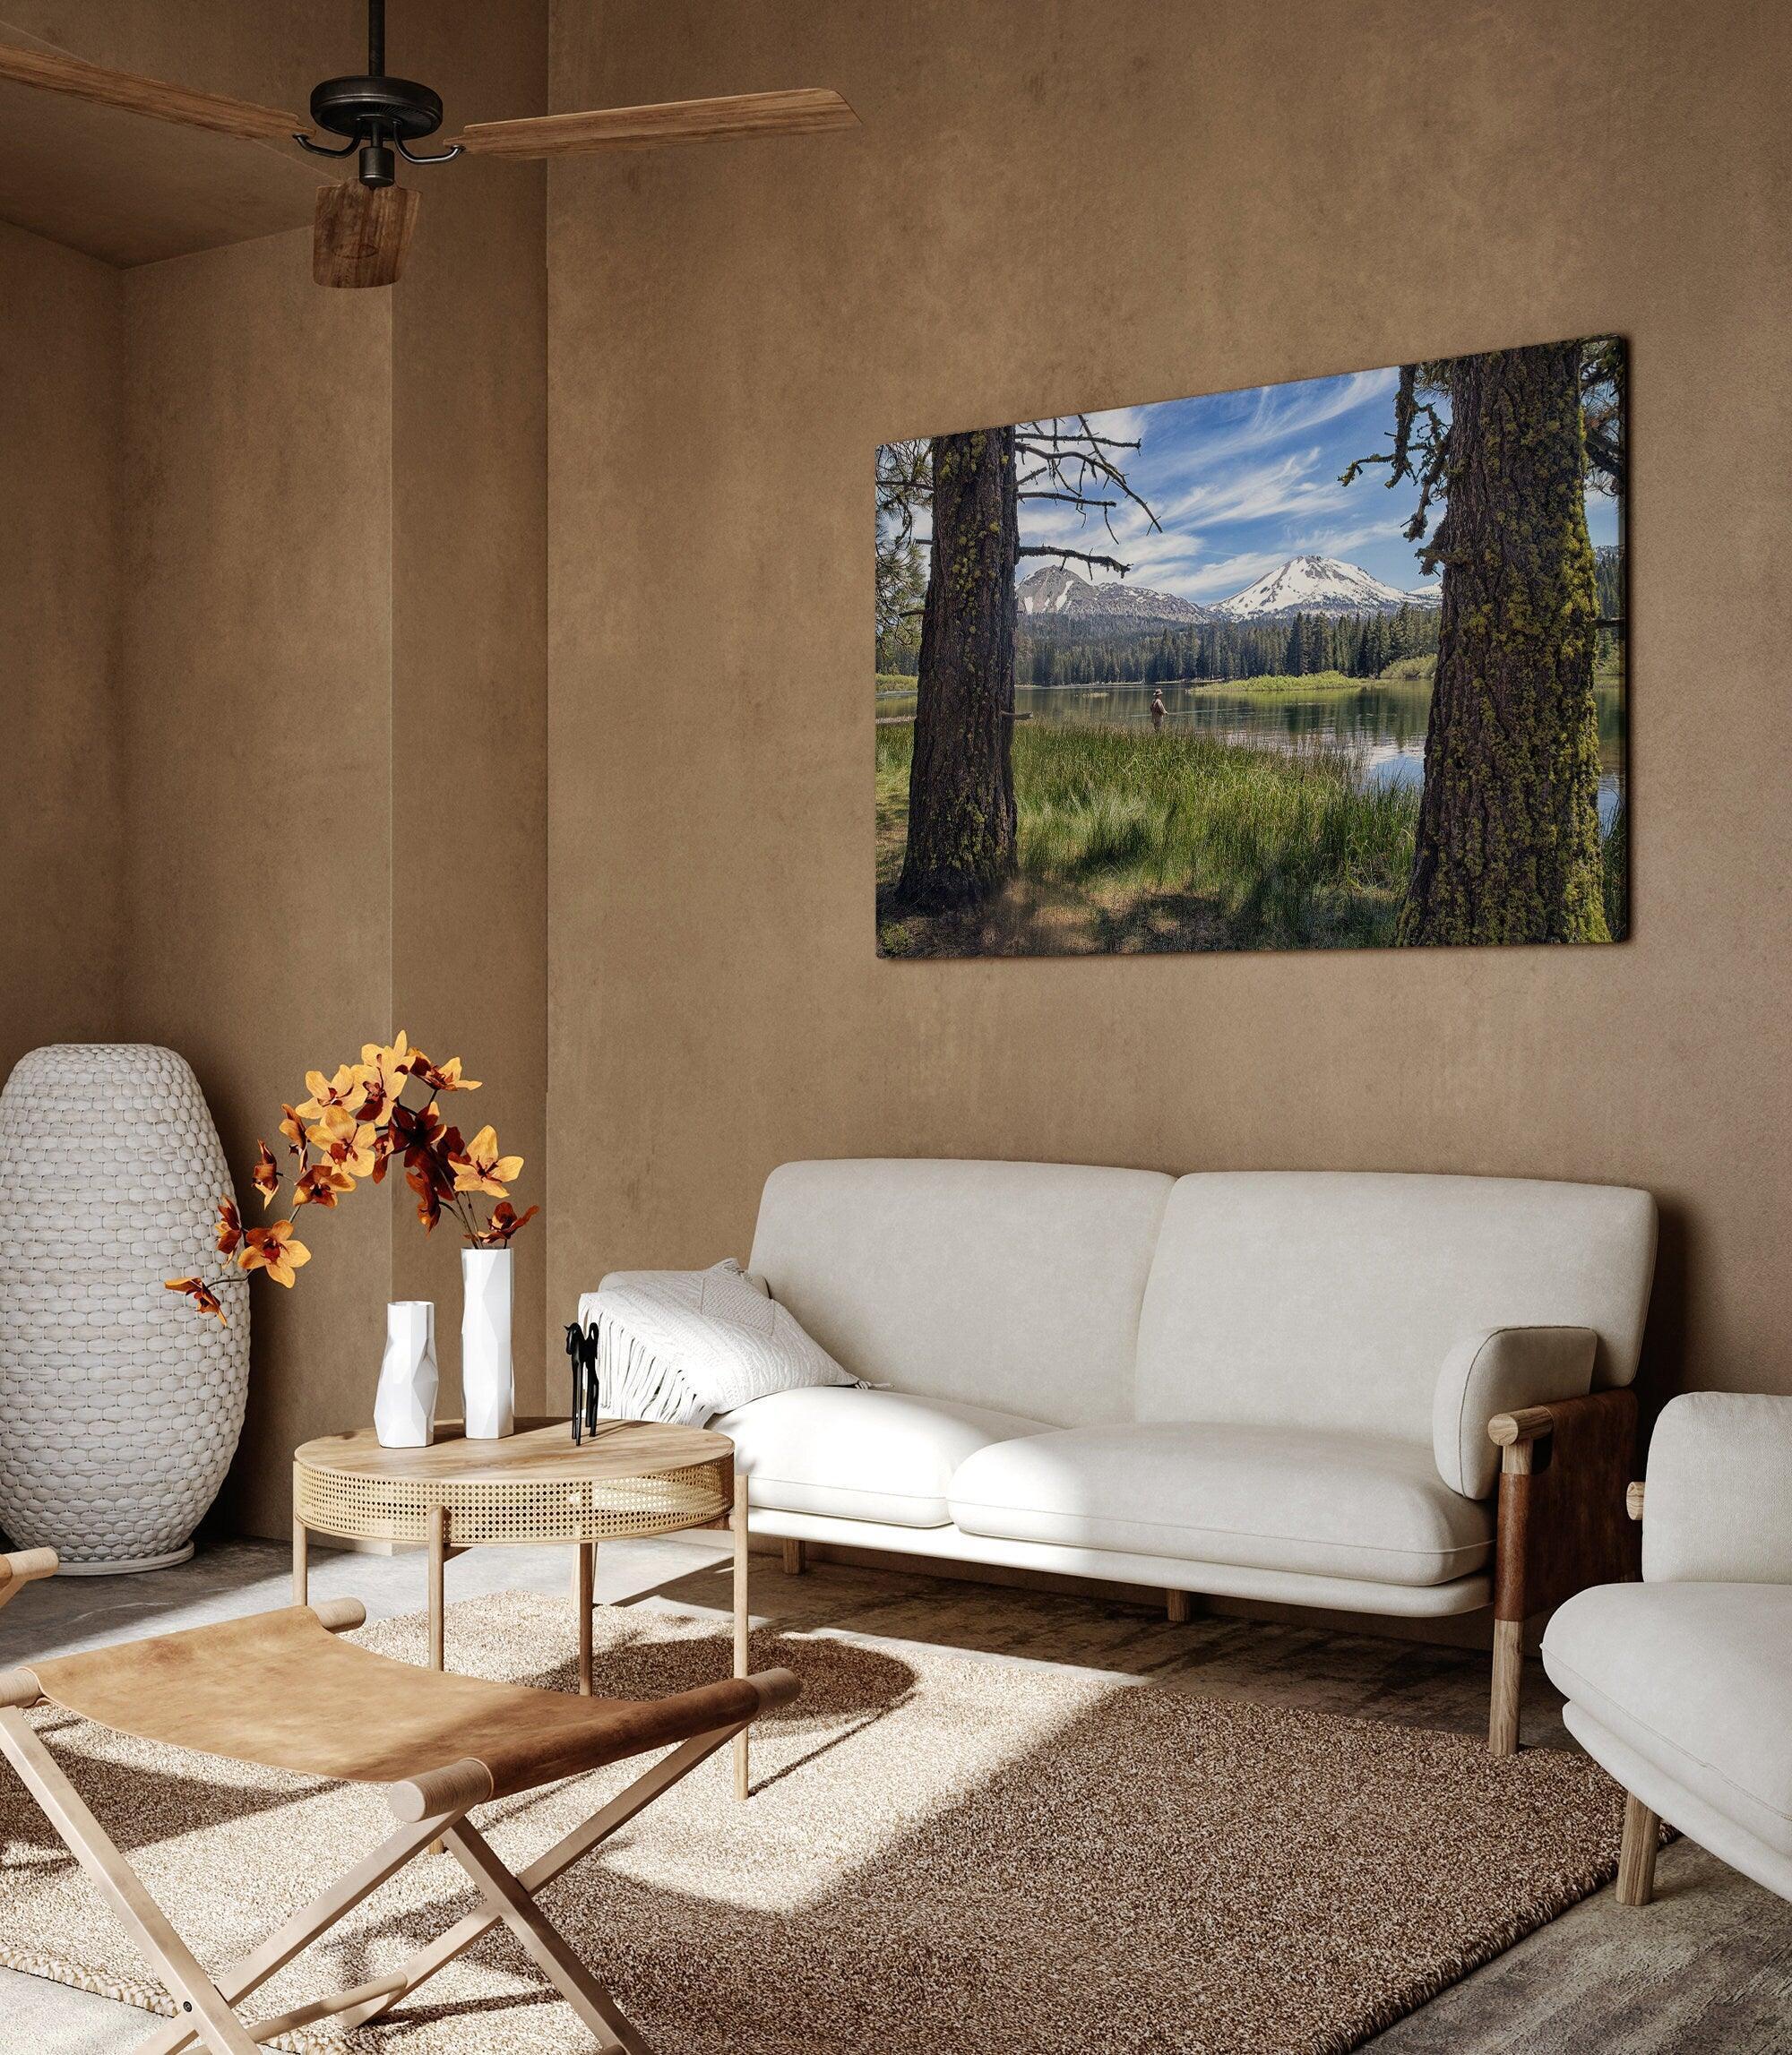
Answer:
563;1320;603;1444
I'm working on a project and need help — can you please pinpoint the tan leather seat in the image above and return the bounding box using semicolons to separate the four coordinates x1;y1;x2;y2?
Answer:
19;1603;796;1807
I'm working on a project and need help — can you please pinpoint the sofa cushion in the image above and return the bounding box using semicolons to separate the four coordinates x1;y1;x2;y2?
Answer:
1542;1581;1792;1860
1133;1173;1657;1448
746;1158;1174;1427
948;1423;1493;1587
712;1387;1054;1529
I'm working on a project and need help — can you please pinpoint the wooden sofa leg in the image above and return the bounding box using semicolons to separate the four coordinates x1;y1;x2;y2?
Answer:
1617;1793;1659;1905
1166;1589;1193;1624
781;1539;806;1577
1488;1617;1523;1758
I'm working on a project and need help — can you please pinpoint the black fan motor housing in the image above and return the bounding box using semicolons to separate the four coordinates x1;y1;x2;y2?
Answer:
308;74;444;142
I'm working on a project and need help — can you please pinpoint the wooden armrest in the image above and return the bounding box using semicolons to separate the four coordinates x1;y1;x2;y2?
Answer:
1488;1389;1639;1756
1626;1481;1645;1520
1488;1406;1558;1448
0;1549;58;1612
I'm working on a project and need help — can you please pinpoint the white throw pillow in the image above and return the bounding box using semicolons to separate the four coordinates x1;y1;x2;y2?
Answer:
575;1259;860;1426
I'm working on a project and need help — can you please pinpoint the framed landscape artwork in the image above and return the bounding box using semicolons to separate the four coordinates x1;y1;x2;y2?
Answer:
874;337;1626;958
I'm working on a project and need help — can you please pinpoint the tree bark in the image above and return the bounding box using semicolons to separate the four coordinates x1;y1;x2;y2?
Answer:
896;427;1017;910
1400;343;1609;944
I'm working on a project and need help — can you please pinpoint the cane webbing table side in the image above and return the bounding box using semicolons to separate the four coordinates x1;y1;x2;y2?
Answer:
291;1418;755;1798
292;1418;734;1547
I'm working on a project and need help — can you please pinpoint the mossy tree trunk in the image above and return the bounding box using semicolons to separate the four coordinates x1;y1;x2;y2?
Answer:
896;427;1017;911
1400;343;1609;944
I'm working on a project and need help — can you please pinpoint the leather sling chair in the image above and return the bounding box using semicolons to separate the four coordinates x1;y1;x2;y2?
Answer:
0;1547;798;2054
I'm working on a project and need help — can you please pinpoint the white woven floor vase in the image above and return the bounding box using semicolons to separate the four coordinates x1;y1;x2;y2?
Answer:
0;1044;250;1573
374;1301;437;1449
461;1247;513;1440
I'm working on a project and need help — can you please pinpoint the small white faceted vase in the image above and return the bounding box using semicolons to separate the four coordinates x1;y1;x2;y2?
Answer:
461;1248;514;1440
374;1301;437;1449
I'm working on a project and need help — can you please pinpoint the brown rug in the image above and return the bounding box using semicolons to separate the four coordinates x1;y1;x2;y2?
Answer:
0;1592;1628;2055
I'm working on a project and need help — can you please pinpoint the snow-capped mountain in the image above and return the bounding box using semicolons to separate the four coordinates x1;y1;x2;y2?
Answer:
1016;563;1211;628
1211;555;1442;621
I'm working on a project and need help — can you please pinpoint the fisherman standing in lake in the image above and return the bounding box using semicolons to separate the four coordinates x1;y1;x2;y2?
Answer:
1150;688;1167;734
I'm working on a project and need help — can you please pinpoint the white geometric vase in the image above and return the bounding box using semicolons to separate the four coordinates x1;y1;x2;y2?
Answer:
374;1301;437;1449
461;1247;513;1440
0;1044;250;1574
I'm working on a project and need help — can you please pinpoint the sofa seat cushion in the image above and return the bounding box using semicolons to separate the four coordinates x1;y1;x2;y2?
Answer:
947;1423;1493;1587
712;1387;1054;1529
1542;1581;1792;1860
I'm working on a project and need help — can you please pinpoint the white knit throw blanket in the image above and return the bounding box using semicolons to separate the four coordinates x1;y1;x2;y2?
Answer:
574;1260;860;1426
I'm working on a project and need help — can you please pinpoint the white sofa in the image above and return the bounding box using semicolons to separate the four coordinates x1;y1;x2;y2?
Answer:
617;1159;1658;1745
1542;1393;1792;1907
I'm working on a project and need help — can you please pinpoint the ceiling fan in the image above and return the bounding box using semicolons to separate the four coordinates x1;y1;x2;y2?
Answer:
0;0;857;288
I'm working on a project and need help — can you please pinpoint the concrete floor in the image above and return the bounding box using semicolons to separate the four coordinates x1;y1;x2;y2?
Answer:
1;1535;1787;2052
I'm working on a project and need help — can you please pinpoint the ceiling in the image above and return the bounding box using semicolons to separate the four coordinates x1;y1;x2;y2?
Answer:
0;56;320;267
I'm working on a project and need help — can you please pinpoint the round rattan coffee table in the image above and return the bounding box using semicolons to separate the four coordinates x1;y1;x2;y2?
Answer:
292;1416;755;1795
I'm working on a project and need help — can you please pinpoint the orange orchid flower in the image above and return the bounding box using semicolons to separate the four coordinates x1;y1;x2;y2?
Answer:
450;1124;521;1199
482;1201;539;1245
165;1276;226;1323
295;1062;366;1123
251;1142;280;1208
278;1104;307;1154
237;1219;311;1286
368;1124;398;1184
307;1105;377;1180
407;1162;444;1233
216;1199;242;1256
354;1033;411;1129
291;1163;356;1208
405;1047;480;1095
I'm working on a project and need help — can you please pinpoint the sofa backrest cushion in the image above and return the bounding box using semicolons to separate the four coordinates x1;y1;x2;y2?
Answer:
1134;1172;1657;1444
748;1158;1175;1427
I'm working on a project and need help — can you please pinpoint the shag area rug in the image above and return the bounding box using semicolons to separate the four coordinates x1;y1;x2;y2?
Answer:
0;1592;1630;2055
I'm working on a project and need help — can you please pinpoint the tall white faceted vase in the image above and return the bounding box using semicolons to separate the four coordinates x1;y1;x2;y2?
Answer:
0;1044;250;1574
374;1302;437;1449
461;1248;513;1440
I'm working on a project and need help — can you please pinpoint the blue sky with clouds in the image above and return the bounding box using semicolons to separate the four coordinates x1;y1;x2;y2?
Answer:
1017;364;1623;606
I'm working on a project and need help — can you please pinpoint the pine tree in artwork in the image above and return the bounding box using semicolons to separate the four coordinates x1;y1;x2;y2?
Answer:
1343;344;1611;943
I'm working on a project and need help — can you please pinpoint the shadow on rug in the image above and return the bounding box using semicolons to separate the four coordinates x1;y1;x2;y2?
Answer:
0;1590;1629;2054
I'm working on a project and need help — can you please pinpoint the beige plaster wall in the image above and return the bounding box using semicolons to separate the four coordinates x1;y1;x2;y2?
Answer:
388;6;551;1426
118;233;396;1532
544;0;1792;1407
0;221;124;1077
0;2;549;1535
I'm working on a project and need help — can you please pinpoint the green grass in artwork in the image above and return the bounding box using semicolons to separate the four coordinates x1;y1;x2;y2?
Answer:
1191;669;1369;695
876;722;1423;955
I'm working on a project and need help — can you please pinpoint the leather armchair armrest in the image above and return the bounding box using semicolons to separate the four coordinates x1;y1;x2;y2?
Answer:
1433;1326;1598;1500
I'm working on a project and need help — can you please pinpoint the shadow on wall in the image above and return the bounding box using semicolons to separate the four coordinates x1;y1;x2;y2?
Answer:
1634;1198;1693;1457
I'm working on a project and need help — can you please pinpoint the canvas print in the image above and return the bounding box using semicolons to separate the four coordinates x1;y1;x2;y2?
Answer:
875;338;1625;957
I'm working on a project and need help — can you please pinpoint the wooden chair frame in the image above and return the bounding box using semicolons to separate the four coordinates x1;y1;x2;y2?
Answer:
1486;1389;1639;1755
0;1550;784;2053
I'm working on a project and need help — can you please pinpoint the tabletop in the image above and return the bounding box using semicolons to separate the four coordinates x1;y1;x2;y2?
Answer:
294;1416;731;1484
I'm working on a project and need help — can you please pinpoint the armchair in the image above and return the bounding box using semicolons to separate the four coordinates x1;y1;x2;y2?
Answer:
1541;1392;1792;1907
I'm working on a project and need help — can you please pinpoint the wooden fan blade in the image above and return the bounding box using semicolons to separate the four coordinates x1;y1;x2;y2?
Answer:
313;183;418;288
0;41;306;142
447;87;857;159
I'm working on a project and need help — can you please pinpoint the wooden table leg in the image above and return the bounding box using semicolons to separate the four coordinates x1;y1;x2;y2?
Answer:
732;1479;750;1801
576;1543;595;1697
292;1518;309;1607
427;1505;447;1673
